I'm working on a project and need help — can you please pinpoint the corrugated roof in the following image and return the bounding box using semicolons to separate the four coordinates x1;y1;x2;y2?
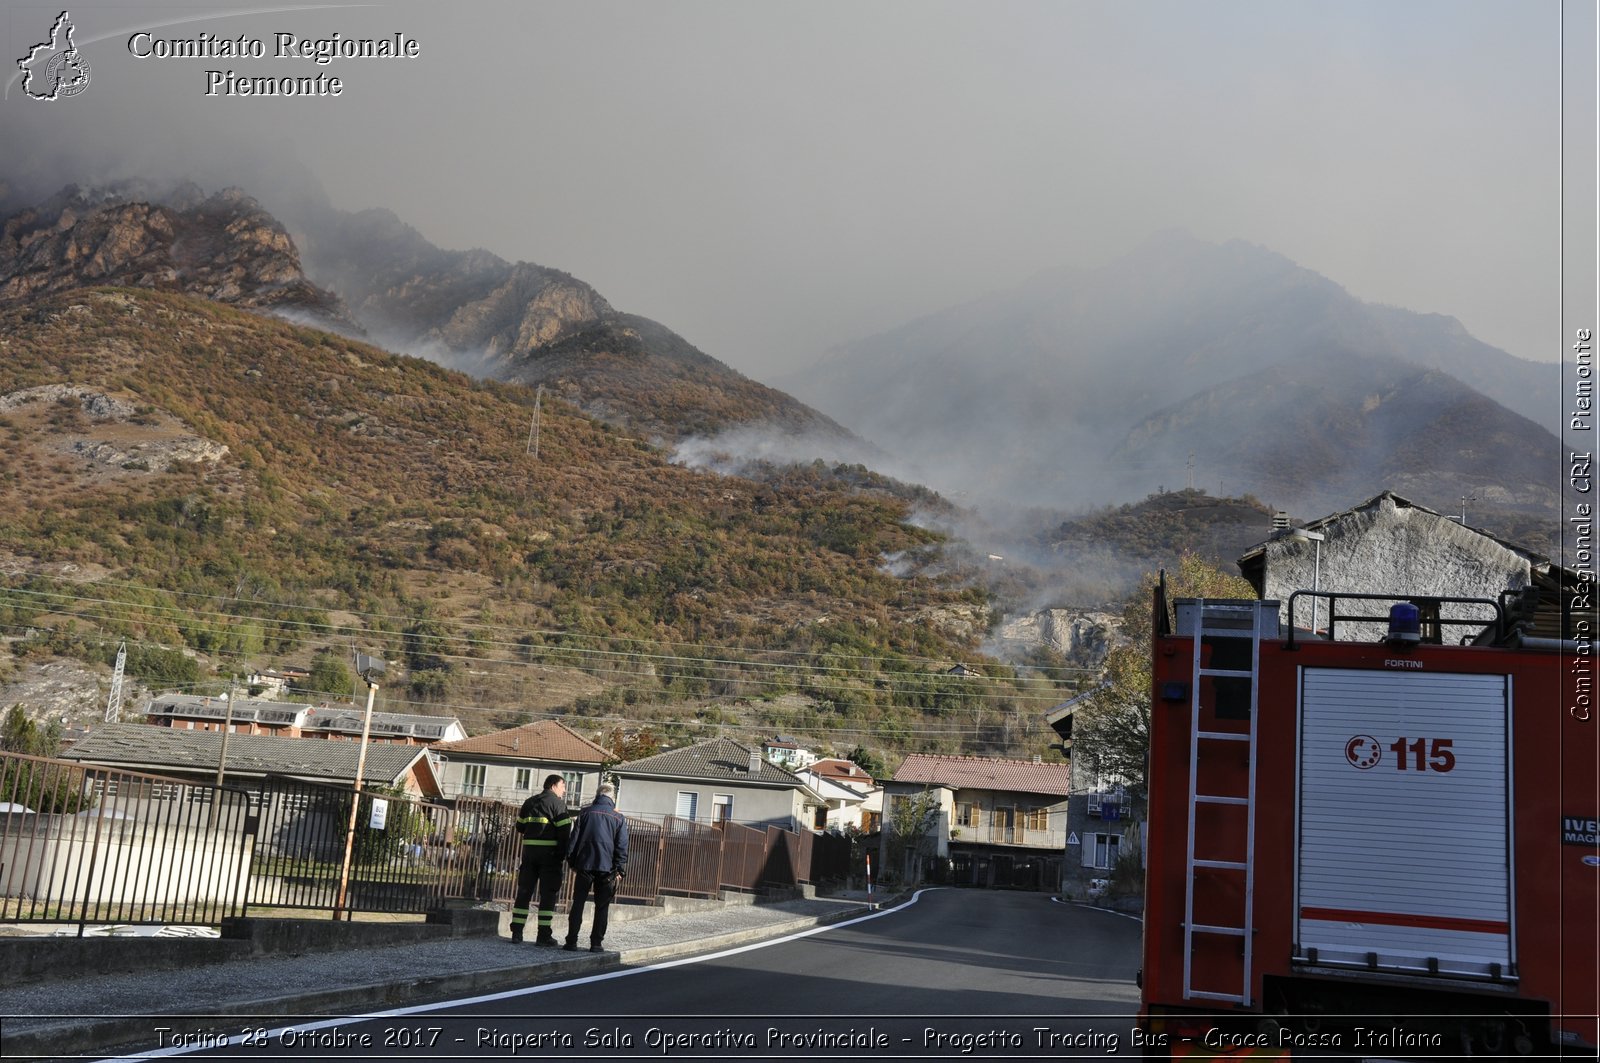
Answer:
302;706;462;736
62;723;429;786
617;738;803;787
435;719;612;763
892;753;1072;797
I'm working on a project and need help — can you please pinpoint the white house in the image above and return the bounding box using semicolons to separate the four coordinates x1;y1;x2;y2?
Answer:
761;735;817;772
796;757;882;832
615;738;826;832
432;719;612;805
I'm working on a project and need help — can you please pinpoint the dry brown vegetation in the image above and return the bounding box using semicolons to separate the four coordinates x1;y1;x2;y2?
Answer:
0;288;1068;757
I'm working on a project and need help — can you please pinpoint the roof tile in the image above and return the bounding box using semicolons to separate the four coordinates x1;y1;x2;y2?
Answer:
435;719;612;763
892;753;1071;797
62;723;429;786
618;738;802;787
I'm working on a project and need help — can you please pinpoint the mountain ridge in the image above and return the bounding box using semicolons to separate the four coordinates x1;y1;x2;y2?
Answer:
786;230;1562;521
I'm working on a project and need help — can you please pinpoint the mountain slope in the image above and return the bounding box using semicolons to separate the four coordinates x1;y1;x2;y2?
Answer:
0;183;348;326
1112;353;1560;516
787;230;1561;518
0;287;1034;746
290;205;854;444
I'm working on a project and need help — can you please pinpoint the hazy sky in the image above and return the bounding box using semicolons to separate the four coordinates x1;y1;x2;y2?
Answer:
1;0;1588;377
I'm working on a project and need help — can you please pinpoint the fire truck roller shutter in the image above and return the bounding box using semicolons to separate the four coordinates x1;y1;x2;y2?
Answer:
1296;668;1511;979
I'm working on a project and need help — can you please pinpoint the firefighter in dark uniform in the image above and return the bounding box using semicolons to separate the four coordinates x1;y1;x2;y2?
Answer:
510;774;570;945
563;781;629;952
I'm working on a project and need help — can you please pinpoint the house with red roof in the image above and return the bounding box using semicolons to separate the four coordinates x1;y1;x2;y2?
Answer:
432;720;613;806
797;757;882;832
879;752;1071;890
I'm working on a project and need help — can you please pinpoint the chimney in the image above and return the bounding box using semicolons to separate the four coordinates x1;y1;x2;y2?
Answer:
512;737;520;752
749;749;761;773
1033;754;1042;764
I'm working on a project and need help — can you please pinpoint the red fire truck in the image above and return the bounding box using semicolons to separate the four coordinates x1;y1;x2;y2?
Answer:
1139;582;1597;1058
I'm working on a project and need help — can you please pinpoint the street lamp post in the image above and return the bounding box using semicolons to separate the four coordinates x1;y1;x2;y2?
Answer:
334;653;385;921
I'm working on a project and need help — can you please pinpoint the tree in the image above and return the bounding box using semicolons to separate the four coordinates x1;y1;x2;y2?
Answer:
306;649;354;698
1072;552;1253;803
884;787;942;883
1;704;91;813
1;704;60;757
845;745;887;780
598;726;660;763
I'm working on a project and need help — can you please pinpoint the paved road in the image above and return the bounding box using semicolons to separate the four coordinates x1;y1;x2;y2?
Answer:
111;890;1146;1061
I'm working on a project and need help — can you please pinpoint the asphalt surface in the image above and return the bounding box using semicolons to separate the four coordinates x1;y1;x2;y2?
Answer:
0;893;893;1062
55;891;1148;1062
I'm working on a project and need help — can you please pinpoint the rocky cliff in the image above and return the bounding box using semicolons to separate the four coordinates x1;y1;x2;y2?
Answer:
290;204;854;443
996;608;1122;662
0;183;350;326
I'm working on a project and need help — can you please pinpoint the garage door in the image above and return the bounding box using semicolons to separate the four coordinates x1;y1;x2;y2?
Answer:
1297;668;1511;979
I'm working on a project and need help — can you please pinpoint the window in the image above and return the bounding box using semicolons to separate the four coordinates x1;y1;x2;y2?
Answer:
1083;832;1121;870
462;764;486;797
675;791;698;822
1024;807;1049;832
712;794;733;825
955;803;979;828
515;768;532;791
563;771;583;807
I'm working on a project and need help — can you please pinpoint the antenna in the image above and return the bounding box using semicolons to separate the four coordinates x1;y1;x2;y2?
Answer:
527;385;543;461
1186;451;1195;491
1451;493;1477;524
105;639;127;723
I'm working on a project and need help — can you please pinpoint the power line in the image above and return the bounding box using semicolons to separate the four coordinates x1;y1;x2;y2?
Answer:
0;607;1080;710
0;571;1099;679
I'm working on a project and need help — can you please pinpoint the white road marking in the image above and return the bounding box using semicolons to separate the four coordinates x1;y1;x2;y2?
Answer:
95;890;932;1061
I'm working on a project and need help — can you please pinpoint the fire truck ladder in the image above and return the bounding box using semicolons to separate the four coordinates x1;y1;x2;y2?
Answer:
1181;599;1270;1007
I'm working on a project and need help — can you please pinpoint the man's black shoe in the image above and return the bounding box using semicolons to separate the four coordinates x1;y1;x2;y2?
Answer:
509;935;522;944
562;940;578;951
535;934;558;947
589;942;604;952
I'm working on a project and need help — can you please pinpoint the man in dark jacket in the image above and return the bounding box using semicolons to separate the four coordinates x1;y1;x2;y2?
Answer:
563;782;629;952
510;774;570;945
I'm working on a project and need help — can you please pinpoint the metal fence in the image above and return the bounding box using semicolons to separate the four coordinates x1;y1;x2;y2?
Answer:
0;752;255;927
0;750;856;929
245;775;463;914
446;803;855;908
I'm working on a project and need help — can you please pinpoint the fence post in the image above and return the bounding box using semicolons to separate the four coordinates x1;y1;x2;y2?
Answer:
714;822;727;895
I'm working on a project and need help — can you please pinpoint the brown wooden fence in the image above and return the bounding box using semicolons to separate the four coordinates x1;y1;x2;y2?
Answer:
448;801;854;907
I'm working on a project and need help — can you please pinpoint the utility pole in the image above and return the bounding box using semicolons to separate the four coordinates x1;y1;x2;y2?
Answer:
526;385;543;461
1186;451;1195;492
209;673;239;829
335;654;385;921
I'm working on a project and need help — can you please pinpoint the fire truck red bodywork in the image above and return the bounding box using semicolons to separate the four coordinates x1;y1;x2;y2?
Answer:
1141;594;1598;1055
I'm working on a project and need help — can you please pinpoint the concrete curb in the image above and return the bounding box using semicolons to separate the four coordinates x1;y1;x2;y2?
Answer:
615;903;869;966
4;904;877;1062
